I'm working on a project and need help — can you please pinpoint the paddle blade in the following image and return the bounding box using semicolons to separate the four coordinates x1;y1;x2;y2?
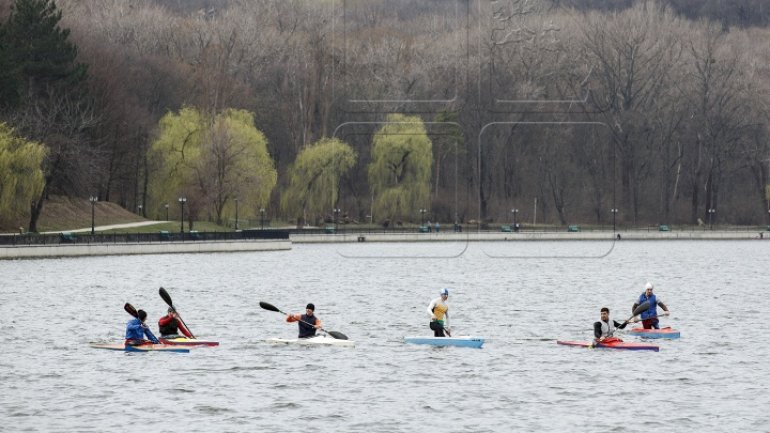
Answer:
327;330;348;340
632;301;650;317
124;303;139;318
159;287;174;308
259;301;281;313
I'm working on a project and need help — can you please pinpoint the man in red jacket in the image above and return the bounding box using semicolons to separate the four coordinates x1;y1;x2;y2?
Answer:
158;308;192;338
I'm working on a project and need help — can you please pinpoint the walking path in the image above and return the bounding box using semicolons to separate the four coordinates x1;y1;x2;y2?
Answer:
43;221;165;234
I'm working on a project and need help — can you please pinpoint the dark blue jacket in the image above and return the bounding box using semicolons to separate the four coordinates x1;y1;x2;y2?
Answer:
638;293;659;319
125;318;158;342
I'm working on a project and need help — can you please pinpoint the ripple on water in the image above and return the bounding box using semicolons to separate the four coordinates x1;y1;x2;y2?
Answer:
1;241;768;432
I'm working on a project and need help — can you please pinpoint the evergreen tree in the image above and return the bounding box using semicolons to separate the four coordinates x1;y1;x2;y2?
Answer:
0;21;22;108
2;0;86;101
2;0;90;232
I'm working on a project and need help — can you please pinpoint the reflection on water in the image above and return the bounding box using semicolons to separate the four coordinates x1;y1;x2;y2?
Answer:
0;241;768;432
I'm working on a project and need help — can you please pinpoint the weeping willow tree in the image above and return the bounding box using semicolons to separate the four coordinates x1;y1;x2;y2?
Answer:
281;137;357;226
0;123;46;228
148;107;277;228
368;114;432;223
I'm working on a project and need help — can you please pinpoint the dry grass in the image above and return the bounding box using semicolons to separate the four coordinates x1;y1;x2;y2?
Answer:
5;196;145;232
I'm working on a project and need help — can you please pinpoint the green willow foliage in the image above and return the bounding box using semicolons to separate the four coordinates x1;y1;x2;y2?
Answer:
148;107;277;225
281;137;357;225
368;114;433;223
0;123;46;224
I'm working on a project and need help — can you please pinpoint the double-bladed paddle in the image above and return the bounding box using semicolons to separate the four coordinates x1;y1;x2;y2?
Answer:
259;301;348;340
159;287;195;339
621;301;650;327
124;302;160;343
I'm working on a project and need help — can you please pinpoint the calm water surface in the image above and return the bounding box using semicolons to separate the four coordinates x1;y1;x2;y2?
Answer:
1;240;768;432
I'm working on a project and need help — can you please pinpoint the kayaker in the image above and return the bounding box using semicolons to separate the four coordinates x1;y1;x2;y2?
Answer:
157;307;193;338
631;282;670;329
593;307;628;341
286;303;322;339
427;288;450;337
125;309;159;345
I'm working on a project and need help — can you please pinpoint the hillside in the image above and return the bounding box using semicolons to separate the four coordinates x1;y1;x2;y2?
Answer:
2;196;144;233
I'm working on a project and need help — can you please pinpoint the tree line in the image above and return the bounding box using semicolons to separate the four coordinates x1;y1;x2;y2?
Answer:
1;0;769;231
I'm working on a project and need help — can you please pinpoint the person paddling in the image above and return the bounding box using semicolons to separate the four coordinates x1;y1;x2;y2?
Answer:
158;307;193;338
427;288;451;337
286;303;322;339
125;309;159;346
594;307;628;342
632;282;670;329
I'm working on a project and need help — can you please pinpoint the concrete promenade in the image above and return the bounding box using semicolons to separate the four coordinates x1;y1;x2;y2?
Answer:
2;227;766;260
290;229;769;243
0;239;291;259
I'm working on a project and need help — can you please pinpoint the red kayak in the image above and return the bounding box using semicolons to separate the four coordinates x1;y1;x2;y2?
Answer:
557;337;659;352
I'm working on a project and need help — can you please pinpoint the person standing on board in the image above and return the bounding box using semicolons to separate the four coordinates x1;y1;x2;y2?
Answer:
125;310;159;346
427;288;451;337
157;307;193;338
594;307;628;342
632;282;670;329
286;303;322;338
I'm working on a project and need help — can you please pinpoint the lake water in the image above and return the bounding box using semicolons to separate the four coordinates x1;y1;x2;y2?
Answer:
1;240;767;432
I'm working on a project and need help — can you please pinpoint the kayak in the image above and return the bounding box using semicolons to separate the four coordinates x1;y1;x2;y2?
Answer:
158;337;220;346
628;327;680;339
404;336;485;349
557;339;659;352
89;342;190;353
265;336;355;348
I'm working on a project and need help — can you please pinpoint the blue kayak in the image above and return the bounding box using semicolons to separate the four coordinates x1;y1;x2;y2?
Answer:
404;336;484;348
628;327;680;339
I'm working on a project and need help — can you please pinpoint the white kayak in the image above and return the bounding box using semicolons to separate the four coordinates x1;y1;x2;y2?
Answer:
265;335;355;348
404;336;485;348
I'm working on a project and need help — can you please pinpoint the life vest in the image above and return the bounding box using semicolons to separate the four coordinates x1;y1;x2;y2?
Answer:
638;293;658;319
298;314;318;338
600;319;616;338
158;317;180;336
432;302;448;323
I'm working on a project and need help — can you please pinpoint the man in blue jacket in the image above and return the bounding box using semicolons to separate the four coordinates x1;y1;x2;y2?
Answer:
125;309;160;345
632;282;670;329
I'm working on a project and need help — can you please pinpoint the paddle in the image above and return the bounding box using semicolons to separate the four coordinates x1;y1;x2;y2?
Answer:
124;302;160;344
158;287;196;339
259;301;348;340
621;301;651;327
432;322;452;337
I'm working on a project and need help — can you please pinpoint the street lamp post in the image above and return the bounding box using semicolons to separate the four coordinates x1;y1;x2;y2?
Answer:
138;204;143;217
511;208;519;230
708;208;715;230
178;197;187;234
234;198;239;230
333;208;341;232
611;208;619;232
164;203;169;221
89;196;98;235
419;209;426;226
260;208;265;230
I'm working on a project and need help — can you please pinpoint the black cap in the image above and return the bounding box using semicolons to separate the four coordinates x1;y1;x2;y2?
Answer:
137;309;147;320
306;303;315;311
